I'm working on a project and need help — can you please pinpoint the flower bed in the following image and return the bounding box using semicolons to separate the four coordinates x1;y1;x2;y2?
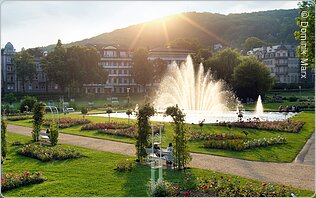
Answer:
2;171;46;192
17;144;84;162
44;117;91;128
7;115;33;121
214;120;304;133
194;175;293;197
97;127;136;138
81;122;129;130
203;136;287;151
188;132;245;141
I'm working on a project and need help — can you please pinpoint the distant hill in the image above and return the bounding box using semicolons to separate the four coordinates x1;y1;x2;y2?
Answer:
45;9;300;51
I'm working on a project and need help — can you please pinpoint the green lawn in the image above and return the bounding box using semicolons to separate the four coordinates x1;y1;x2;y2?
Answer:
8;112;315;162
3;133;313;197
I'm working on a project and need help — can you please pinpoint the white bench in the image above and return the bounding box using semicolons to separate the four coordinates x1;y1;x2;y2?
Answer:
145;148;174;167
39;131;51;145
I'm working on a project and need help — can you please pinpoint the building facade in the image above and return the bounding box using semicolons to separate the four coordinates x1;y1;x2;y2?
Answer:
247;45;300;84
1;42;59;94
2;42;193;95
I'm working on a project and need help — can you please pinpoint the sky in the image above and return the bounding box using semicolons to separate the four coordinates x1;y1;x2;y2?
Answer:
1;1;300;51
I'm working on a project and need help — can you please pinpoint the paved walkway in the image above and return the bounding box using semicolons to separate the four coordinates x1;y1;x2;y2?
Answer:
8;124;315;191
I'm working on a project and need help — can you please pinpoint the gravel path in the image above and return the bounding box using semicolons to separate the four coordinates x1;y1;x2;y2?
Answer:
8;124;315;191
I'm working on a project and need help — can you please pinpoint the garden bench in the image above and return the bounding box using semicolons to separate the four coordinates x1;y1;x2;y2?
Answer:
39;131;51;145
145;148;174;167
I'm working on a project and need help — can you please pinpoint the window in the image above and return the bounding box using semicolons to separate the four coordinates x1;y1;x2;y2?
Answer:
282;52;286;57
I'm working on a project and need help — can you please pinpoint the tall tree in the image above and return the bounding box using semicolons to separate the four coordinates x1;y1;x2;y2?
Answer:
294;0;315;69
204;48;241;84
41;40;68;93
232;56;273;100
42;40;107;96
242;37;267;51
152;58;168;83
131;48;153;88
167;37;201;51
13;49;36;92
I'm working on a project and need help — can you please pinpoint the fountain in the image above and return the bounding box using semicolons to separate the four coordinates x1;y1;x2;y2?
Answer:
255;95;264;117
89;56;298;123
153;56;231;112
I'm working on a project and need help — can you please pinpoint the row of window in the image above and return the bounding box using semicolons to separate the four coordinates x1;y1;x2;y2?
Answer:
102;51;130;58
101;61;130;67
258;51;295;59
108;77;135;84
108;69;130;75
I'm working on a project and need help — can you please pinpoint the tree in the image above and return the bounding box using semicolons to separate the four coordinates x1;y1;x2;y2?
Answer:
81;107;88;118
42;40;108;97
20;96;37;113
41;40;68;93
204;48;241;84
126;109;133;126
131;48;153;88
167;38;201;51
3;93;16;105
294;0;315;69
152;58;168;83
232;56;273;100
165;105;191;170
135;104;155;163
1;117;7;163
242;37;267;51
32;102;45;142
106;107;113;122
193;48;212;65
13;49;36;92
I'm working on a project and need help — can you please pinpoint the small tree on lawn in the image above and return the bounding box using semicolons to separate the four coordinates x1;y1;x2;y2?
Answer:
32;102;45;142
1;117;7;163
126;109;133;126
81;107;88;118
166;105;191;170
135;103;155;163
106;107;113;122
49;120;59;146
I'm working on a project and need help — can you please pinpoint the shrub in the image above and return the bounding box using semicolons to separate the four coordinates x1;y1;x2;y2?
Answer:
148;180;173;197
115;159;134;172
1;171;46;192
44;117;91;128
288;96;298;102
81;122;129;130
32;102;45;142
97;127;136;138
11;141;23;146
214;120;304;133
81;107;88;117
7;115;33;121
187;132;245;141
1;118;7;161
20;96;37;112
17;144;84;162
203;136;287;151
196;175;294;197
49;124;59;146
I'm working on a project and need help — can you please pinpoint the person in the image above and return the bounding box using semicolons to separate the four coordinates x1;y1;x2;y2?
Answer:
278;105;283;112
285;105;289;112
153;144;160;156
166;143;173;153
165;143;173;167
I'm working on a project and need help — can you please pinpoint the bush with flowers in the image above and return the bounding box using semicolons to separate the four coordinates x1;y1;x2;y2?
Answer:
2;171;46;192
214;120;304;133
7;115;33;121
17;144;84;162
97;126;136;138
188;131;245;141
203;136;287;151
195;175;293;197
44;117;91;128
81;122;129;130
